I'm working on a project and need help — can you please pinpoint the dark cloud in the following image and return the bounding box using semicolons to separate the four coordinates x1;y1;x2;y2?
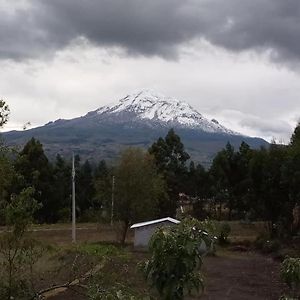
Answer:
1;0;300;64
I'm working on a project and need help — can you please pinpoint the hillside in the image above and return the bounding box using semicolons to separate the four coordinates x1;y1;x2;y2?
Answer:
2;90;268;166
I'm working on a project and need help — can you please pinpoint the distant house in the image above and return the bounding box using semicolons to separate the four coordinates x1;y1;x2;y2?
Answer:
130;217;180;248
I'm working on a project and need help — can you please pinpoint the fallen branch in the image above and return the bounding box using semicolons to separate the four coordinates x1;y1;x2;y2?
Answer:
33;262;104;299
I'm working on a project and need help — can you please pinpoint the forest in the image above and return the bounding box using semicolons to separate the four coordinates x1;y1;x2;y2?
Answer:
1;124;300;240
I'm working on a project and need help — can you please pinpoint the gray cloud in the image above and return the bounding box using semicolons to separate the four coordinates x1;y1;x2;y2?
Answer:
209;108;295;142
1;0;300;64
240;116;293;138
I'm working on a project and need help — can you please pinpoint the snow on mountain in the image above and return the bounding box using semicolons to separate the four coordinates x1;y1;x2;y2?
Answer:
96;90;238;135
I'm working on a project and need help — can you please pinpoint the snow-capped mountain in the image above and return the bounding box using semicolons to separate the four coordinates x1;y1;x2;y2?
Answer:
95;90;237;135
3;89;268;165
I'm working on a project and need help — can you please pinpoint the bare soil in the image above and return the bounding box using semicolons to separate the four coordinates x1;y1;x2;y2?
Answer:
45;251;286;300
201;251;286;300
5;223;286;300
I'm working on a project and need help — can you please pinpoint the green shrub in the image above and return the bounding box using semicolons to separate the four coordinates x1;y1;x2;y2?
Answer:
218;222;231;245
255;235;280;254
88;283;140;300
141;218;215;300
77;243;126;259
57;207;70;222
280;257;300;299
0;188;41;299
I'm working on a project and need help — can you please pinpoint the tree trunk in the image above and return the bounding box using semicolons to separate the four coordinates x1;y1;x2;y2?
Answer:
120;221;129;246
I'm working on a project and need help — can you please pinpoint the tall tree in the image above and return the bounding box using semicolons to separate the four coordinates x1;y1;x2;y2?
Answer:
210;142;238;220
0;99;10;128
186;161;210;219
233;142;253;217
149;129;190;216
93;160;112;216
14;138;56;223
52;154;71;221
249;144;290;236
290;122;300;148
0;145;15;225
76;159;95;217
284;123;300;233
115;148;166;244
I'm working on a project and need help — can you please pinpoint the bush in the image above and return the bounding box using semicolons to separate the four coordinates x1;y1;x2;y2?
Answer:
57;207;70;222
141;218;216;300
78;243;126;259
218;222;231;245
0;188;42;299
88;283;140;300
280;257;300;299
255;235;280;254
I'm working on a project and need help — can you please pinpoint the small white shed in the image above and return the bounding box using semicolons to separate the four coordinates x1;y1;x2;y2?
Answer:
130;217;180;248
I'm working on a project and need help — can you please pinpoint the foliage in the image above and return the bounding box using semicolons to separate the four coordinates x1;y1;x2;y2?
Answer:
88;283;141;300
149;129;190;216
209;142;253;220
52;154;71;221
290;123;300;149
76;159;96;217
0;187;42;299
141;218;215;300
87;244;151;300
0;99;10;128
1;114;300;241
281;257;300;298
218;222;231;244
14;138;56;223
114;148;167;244
77;243;126;259
93;160;113;221
0;144;16;224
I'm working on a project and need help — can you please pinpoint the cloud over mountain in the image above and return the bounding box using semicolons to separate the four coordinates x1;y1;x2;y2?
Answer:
1;0;300;66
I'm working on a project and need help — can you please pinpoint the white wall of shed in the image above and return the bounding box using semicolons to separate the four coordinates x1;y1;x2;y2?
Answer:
134;221;176;248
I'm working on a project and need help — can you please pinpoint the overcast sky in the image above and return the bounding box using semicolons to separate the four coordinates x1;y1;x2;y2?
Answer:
1;0;300;142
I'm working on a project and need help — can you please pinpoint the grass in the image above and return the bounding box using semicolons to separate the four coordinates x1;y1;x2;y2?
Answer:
226;221;267;242
76;242;129;259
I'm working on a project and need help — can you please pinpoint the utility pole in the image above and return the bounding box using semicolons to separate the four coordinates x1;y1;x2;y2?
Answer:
72;153;76;243
111;175;115;226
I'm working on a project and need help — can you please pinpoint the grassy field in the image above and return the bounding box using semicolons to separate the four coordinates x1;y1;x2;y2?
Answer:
0;221;292;299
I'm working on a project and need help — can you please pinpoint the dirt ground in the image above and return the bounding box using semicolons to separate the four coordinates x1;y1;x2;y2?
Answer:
201;252;286;300
46;251;286;300
1;223;287;299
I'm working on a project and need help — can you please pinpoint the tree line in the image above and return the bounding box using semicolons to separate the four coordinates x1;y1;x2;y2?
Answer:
1;99;300;239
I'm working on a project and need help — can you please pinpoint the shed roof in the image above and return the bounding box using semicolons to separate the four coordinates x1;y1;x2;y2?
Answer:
130;217;180;229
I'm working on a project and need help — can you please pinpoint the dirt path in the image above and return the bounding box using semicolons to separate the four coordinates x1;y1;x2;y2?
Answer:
201;252;286;300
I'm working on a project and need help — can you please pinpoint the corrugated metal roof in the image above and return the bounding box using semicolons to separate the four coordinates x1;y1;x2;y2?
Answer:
130;217;180;229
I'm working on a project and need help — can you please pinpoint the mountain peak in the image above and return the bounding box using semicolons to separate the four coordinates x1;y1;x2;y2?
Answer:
96;90;238;135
